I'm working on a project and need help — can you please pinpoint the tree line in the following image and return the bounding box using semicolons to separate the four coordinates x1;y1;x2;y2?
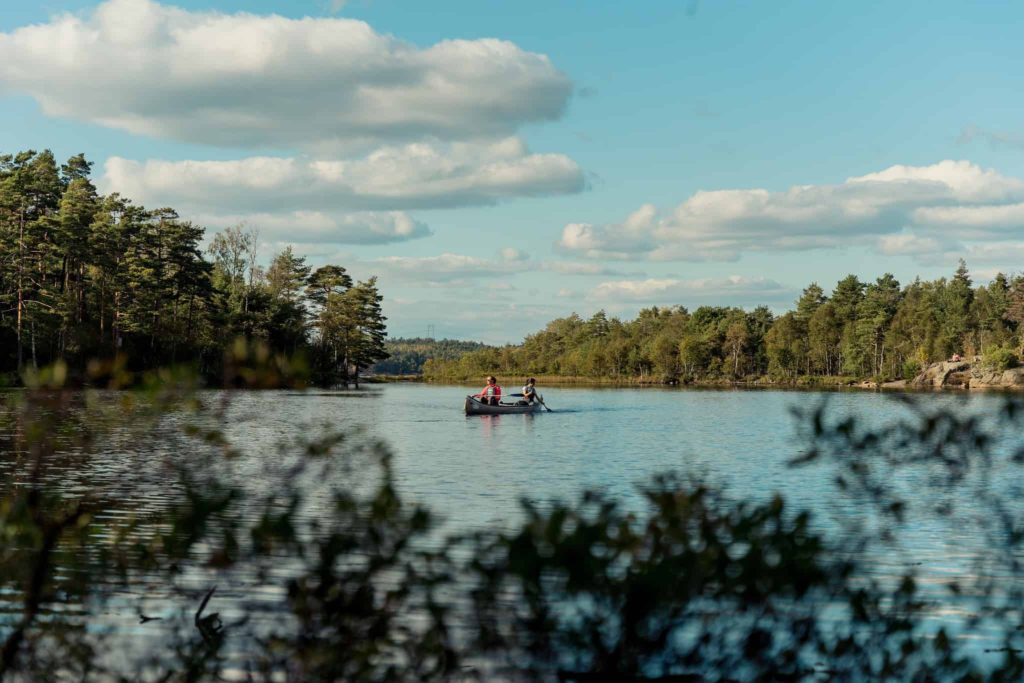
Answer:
425;261;1024;383
0;149;388;384
370;338;489;375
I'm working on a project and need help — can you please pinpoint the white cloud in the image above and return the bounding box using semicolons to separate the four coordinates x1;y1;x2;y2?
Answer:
499;247;530;262
194;210;430;245
99;138;584;213
559;161;1024;262
0;0;572;150
907;241;1024;271
911;203;1024;235
590;276;791;305
367;253;522;283
875;232;953;256
850;161;1023;202
541;261;646;277
952;243;1024;268
358;252;646;285
99;138;582;244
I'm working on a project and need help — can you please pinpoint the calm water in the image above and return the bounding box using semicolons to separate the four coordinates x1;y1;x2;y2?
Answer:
222;384;1020;599
221;384;997;529
2;383;1020;668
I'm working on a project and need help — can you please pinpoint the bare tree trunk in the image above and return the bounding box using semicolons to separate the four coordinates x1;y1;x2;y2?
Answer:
113;290;120;351
16;212;25;369
99;278;106;342
186;293;195;343
79;263;86;326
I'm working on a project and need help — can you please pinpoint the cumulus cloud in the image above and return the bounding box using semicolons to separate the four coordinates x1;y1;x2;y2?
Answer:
193;210;430;245
99;138;584;213
911;203;1024;236
0;0;572;150
355;251;645;285
875;232;954;256
499;247;530;262
590;276;791;305
98;138;582;244
905;242;1024;271
368;253;522;283
559;160;1024;262
541;261;645;276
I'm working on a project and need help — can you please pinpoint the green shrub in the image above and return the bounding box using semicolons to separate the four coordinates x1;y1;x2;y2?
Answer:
901;360;922;380
982;346;1018;371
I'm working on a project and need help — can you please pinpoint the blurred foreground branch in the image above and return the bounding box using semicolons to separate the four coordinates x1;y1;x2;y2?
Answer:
3;358;1024;680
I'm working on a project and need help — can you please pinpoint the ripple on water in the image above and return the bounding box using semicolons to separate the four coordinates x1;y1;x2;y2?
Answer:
2;384;1021;662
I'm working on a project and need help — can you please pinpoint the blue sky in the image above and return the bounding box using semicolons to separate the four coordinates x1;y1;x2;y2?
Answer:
3;0;1024;342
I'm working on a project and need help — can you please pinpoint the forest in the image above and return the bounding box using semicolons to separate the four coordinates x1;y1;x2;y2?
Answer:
425;262;1024;383
370;338;489;375
0;149;388;385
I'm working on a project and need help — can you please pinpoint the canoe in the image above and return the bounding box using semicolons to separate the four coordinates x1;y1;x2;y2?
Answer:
465;396;543;415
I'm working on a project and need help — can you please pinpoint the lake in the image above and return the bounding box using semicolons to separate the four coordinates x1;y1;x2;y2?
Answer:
2;383;1021;674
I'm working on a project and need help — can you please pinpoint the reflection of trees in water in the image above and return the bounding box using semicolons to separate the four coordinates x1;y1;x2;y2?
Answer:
3;365;1024;680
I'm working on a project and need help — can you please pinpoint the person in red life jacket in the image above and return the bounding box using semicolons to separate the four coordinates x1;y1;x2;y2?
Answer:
474;376;502;405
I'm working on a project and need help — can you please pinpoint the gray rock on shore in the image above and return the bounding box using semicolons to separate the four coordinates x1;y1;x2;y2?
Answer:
910;359;1024;390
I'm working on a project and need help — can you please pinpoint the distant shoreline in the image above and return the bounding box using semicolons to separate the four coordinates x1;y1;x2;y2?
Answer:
381;374;987;392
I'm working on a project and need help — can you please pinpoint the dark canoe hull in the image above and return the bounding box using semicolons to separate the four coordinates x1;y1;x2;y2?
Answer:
465;397;543;415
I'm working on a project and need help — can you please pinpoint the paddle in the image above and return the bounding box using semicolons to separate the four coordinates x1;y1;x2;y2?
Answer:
507;392;552;411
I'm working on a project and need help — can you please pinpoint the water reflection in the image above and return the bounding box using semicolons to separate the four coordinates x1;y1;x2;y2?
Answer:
2;384;1016;657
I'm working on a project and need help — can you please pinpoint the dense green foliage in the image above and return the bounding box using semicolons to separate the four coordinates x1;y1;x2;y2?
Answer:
5;364;1024;679
0;150;387;384
426;262;1023;383
370;338;488;375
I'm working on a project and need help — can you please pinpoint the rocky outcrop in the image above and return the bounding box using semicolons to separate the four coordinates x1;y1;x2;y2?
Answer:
967;365;1024;390
910;360;971;389
910;360;1024;390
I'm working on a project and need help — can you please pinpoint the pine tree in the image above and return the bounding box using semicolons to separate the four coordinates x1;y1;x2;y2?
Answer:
808;302;840;375
970;273;1010;353
267;247;311;304
265;247;311;355
346;277;389;384
856;274;902;377
306;265;353;308
306;265;353;366
0;150;63;367
939;259;974;356
765;313;803;378
56;174;99;355
794;283;826;325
